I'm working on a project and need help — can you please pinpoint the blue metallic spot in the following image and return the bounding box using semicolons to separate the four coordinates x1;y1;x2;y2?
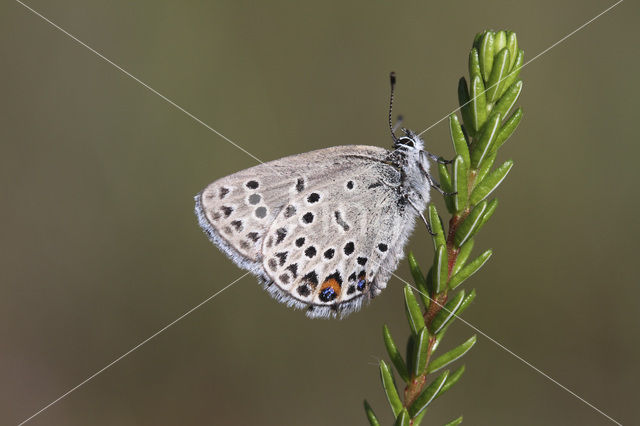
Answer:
319;287;337;302
357;279;366;291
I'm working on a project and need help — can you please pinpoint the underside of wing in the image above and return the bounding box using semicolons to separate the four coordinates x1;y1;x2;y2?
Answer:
195;146;388;272
196;145;417;318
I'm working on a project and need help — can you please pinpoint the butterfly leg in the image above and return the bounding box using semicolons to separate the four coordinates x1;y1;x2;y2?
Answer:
418;209;435;236
425;172;457;196
424;150;454;165
407;197;436;236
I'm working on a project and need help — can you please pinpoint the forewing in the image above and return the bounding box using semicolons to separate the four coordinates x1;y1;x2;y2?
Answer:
195;145;394;279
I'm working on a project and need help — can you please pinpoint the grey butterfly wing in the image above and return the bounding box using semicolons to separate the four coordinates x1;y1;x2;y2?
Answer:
260;146;418;318
195;148;331;276
196;145;416;318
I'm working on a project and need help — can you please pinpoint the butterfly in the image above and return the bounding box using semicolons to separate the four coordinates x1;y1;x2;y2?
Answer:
194;73;450;318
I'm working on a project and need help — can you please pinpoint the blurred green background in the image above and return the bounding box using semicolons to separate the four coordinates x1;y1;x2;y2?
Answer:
2;1;639;424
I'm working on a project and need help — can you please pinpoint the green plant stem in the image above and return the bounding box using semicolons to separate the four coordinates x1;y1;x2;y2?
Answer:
366;29;524;426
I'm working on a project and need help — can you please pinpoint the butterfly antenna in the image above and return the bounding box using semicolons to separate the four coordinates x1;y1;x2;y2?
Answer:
389;72;400;145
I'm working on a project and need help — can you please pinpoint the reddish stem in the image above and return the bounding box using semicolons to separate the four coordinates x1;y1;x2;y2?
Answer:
402;199;474;419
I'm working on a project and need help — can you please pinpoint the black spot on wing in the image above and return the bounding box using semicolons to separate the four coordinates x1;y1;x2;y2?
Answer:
275;227;287;244
305;246;316;258
275;252;288;266
279;274;290;284
302;270;318;288
286;263;298;278
302;212;314;224
221;206;233;217
323;248;335;259
343;242;354;256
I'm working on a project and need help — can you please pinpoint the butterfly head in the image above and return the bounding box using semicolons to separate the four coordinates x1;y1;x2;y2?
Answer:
393;129;425;152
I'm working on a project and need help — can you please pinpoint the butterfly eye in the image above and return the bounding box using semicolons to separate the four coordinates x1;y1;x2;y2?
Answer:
398;137;414;148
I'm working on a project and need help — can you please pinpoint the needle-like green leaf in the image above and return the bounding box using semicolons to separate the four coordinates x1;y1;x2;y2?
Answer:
452;155;468;212
438;163;456;213
412;409;427;426
470;112;501;169
394;409;411;426
412;327;431;377
472;31;484;48
470;160;513;204
432;322;451;353
506;31;518;69
404;285;426;335
449;114;470;167
458;77;475;139
425;267;435;300
429;205;446;250
408;370;450;417
364;400;381;426
379;360;403;417
473;199;498;235
449;250;492;290
444;416;464;426
427;335;477;374
498;49;523;99
454;201;488;247
431;290;466;334
440;365;466;395
469;75;487;133
486;48;510;103
452;239;474;276
493;30;507;54
408;252;430;308
490;80;522;124
383;325;410;382
432;245;448;294
432;291;473;352
478;31;494;82
455;289;477;317
491;108;523;154
468;48;482;84
475;151;496;184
